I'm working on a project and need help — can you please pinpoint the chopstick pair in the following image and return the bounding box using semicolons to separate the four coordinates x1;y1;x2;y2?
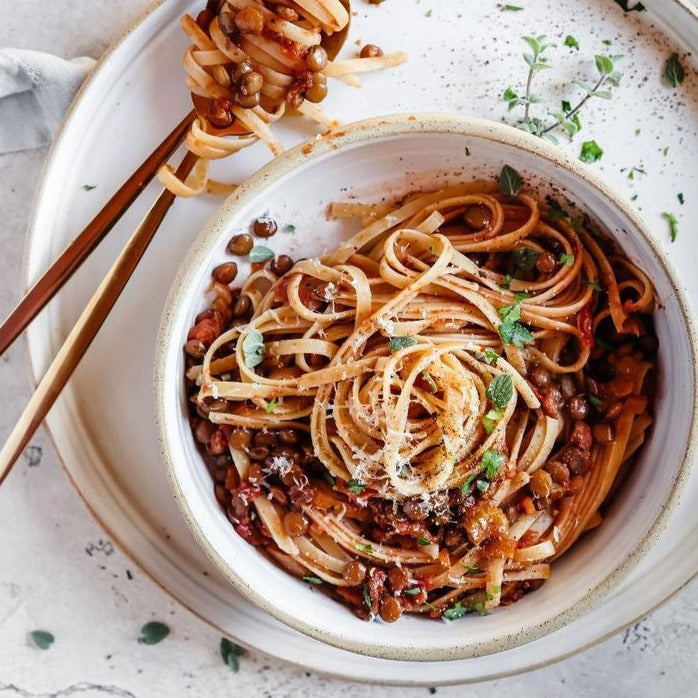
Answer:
0;111;198;485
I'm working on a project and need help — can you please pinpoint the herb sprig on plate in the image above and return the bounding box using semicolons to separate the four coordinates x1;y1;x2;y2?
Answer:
503;36;622;145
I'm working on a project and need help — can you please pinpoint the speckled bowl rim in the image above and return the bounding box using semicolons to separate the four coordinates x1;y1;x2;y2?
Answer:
154;113;698;662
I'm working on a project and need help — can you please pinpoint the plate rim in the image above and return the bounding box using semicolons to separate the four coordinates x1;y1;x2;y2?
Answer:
20;0;698;684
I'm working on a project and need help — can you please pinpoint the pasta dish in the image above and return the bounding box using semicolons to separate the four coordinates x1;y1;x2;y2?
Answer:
183;169;656;622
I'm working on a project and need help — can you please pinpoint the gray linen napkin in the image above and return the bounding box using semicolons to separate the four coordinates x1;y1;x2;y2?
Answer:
0;48;95;154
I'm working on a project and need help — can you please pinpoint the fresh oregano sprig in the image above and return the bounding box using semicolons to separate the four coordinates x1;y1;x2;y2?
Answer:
503;36;623;144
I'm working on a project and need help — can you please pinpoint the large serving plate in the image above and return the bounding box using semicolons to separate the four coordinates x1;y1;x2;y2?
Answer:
24;0;698;684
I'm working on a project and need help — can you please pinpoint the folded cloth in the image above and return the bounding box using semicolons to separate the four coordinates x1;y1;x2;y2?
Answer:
0;48;95;154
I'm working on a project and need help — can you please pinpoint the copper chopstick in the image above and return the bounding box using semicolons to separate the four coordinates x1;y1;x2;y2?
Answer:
0;151;199;485
0;109;196;358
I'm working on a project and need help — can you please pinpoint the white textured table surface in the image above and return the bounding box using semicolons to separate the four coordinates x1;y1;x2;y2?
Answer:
1;1;697;696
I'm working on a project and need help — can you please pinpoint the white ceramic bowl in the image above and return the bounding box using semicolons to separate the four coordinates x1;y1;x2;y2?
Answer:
155;114;698;662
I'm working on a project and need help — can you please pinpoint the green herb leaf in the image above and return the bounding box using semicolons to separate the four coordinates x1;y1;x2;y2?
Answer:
242;329;265;368
498;165;523;198
220;637;245;673
678;193;685;205
389;336;417;353
613;0;646;10
303;576;323;585
501;274;513;290
476;479;489;492
138;621;170;645
28;630;54;650
486;374;513;410
322;470;336;486
463;564;481;575
82;184;96;191
586;279;603;291
588;394;603;408
356;543;373;554
362;584;372;609
559;253;575;266
481;450;506;478
283;224;296;234
564;35;579;50
595;55;614;76
663;212;678;242
265;397;279;413
503;4;523;10
416;537;431;545
663;53;685;88
490;584;502;593
443;603;468;620
580;140;603;163
347;479;366;494
512;246;540;271
483;408;503;435
499;319;534;348
404;587;422;595
249;245;275;263
425;8;432;16
460;473;477;494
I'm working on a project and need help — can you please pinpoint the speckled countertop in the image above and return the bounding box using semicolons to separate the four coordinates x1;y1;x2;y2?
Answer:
0;1;697;696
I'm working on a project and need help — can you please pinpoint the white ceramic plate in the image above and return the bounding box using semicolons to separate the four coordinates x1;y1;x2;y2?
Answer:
24;0;698;684
156;114;698;661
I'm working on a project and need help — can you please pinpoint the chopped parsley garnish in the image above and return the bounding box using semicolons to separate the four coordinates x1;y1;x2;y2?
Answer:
663;53;685;88
347;479;366;494
476;479;489;492
442;603;468;620
460;473;477;494
678;193;685;205
499;320;534;349
356;543;373;554
486;374;513;410
580;140;603;163
564;35;579;50
663;212;678;242
416;537;431;545
463;564;481;575
242;329;265;368
481;450;506;479
265;397;279;413
362;584;372;610
490;584;502;593
404;587;421;595
425;8;433;16
475;348;500;365
586;279;603;291
322;470;336;486
389;336;417;353
249;245;275;263
588;394;603;408
501;274;513;290
498;165;522;198
82;184;96;191
498;298;534;348
512;246;540;271
483;408;503;435
303;576;323;585
559;253;575;266
138;622;170;645
503;4;524;10
283;224;296;234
